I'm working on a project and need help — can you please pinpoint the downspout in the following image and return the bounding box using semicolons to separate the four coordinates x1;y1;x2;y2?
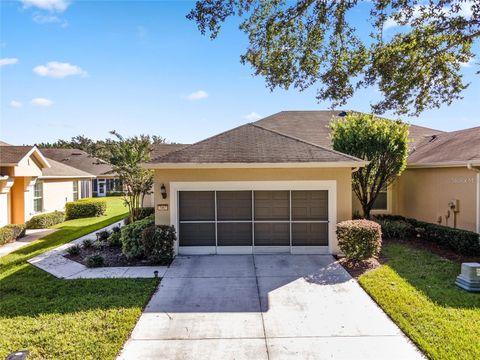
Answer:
467;163;480;234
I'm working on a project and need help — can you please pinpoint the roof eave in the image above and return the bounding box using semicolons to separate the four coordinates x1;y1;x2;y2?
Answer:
39;175;96;179
142;161;368;169
407;161;480;169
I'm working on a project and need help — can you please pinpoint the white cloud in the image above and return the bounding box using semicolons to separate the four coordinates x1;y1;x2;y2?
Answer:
0;58;19;66
21;0;70;12
33;61;87;78
32;13;68;27
10;100;23;108
31;98;53;107
383;18;400;30
244;112;262;122
460;58;475;68
185;90;208;101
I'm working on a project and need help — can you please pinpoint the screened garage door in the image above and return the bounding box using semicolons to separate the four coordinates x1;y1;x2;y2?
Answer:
178;190;329;254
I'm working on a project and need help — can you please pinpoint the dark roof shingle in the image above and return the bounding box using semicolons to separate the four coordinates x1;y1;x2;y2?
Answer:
149;123;362;164
40;148;113;176
0;146;34;165
41;158;95;178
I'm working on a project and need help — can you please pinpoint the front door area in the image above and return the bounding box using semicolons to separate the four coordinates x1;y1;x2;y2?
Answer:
172;181;336;255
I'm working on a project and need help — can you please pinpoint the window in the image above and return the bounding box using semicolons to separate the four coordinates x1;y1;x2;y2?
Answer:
371;186;388;211
33;181;43;213
73;181;79;201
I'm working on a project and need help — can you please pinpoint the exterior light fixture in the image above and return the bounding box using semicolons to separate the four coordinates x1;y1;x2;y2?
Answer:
160;184;167;199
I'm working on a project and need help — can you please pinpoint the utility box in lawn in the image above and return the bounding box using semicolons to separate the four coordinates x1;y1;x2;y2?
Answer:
455;262;480;292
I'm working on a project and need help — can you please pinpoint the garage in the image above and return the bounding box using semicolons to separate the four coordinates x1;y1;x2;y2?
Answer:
172;181;335;255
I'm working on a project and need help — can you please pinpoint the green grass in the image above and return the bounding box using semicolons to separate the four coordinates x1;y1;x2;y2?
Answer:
359;242;480;360
0;197;158;359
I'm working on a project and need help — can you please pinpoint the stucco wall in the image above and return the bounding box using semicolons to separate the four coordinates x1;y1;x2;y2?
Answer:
0;192;9;227
153;166;353;230
42;179;78;213
394;168;478;232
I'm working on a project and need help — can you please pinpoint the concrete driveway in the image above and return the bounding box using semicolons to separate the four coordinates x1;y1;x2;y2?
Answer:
118;255;423;360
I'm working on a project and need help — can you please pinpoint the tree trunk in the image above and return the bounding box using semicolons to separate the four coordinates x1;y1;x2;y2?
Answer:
362;204;371;219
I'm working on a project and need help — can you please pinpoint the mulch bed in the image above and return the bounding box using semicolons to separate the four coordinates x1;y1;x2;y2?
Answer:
65;245;155;267
336;256;384;279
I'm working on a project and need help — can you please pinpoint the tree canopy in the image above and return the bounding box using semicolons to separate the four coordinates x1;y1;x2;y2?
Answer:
330;113;409;218
188;0;479;116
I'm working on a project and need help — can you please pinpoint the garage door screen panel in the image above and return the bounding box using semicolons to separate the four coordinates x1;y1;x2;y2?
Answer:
179;223;216;246
217;191;252;221
292;223;328;246
218;223;252;246
179;191;215;221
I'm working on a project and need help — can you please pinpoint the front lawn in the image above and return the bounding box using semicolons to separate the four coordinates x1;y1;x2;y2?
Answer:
359;242;480;360
0;197;158;359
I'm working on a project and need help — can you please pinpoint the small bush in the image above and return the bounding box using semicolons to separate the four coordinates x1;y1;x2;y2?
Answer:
112;225;121;233
26;211;65;229
67;244;81;256
65;198;107;220
120;215;155;259
107;231;122;247
337;220;382;261
93;240;104;250
82;238;94;249
141;224;176;265
374;218;414;239
137;207;155;220
96;230;110;241
0;224;26;245
85;254;105;268
375;214;480;256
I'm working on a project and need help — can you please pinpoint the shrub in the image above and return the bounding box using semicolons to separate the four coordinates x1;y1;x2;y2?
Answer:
26;211;65;229
375;215;480;256
65;198;107;220
141;224;176;265
96;230;110;241
82;238;94;249
85;254;105;268
337;220;382;261
0;224;26;245
374;218;414;239
107;231;122;247
67;244;81;256
137;207;155;220
120;215;155;259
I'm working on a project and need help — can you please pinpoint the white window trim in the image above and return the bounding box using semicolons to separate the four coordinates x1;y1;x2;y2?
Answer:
169;181;337;255
33;180;44;214
370;185;392;215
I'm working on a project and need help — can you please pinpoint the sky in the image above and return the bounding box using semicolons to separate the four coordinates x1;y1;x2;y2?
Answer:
1;0;479;146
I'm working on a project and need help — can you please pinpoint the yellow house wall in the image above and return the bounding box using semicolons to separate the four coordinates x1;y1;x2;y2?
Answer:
11;177;29;224
153;167;353;228
42;179;79;213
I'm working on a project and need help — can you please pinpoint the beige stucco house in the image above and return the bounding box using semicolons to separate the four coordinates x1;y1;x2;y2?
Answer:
144;111;479;256
0;143;94;226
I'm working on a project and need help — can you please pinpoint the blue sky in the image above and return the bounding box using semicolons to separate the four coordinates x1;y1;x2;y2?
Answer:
1;0;479;145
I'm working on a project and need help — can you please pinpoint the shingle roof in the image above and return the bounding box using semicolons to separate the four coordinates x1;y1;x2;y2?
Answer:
0;146;35;165
41;158;95;178
149;123;363;164
40;148;113;176
150;143;189;160
255;111;443;149
408;126;480;165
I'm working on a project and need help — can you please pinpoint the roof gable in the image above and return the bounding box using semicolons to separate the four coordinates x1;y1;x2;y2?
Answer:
0;146;50;168
148;123;363;166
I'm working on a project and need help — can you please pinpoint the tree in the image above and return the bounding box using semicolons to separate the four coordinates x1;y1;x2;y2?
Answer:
187;0;479;116
107;131;154;222
330;113;409;219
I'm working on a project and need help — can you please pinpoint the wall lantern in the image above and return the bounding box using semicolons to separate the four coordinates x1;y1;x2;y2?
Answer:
160;184;167;199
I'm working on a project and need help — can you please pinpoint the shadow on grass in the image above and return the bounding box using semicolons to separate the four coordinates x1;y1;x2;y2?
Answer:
381;242;479;309
0;264;158;318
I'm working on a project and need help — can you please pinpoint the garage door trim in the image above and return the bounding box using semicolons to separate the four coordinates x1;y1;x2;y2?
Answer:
170;181;337;255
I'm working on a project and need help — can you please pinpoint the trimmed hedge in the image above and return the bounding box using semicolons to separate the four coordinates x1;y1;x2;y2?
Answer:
120;215;155;259
26;211;65;229
375;215;480;256
0;224;26;246
337;220;382;260
65;198;107;220
141;224;176;265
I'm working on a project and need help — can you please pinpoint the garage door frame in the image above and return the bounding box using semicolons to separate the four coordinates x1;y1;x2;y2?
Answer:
170;181;337;255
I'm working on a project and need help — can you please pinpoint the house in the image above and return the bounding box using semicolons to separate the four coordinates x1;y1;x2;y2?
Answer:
40;148;121;197
0;144;93;226
144;110;479;256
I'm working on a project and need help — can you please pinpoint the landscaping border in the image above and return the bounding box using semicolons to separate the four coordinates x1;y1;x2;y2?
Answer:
28;220;168;279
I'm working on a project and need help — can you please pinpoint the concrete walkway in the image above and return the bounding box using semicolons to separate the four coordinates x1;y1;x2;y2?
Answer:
0;228;56;258
28;221;168;279
118;255;423;360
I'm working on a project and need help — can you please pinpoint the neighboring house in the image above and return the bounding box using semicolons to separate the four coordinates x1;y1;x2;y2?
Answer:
144;110;479;256
40;148;121;197
0;144;93;226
